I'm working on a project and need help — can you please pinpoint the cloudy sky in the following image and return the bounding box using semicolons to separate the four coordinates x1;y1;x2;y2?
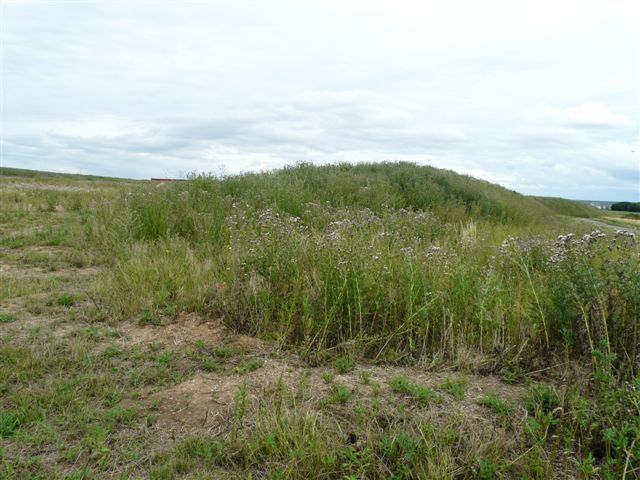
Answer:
2;1;639;200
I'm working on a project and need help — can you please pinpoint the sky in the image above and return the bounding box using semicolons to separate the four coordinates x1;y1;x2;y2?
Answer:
1;0;639;200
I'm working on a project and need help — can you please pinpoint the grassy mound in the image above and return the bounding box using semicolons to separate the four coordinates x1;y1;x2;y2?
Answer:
90;162;638;372
532;196;601;218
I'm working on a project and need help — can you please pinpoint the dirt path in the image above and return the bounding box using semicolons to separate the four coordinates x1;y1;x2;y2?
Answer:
577;216;639;234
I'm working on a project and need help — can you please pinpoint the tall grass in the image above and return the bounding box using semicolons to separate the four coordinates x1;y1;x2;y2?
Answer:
91;162;639;376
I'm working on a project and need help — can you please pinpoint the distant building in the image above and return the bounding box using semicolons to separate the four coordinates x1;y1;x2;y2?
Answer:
578;200;614;210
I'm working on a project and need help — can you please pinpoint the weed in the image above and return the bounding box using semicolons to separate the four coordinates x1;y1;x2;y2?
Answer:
477;393;513;417
212;345;236;358
0;312;17;323
389;376;443;406
90;163;639;386
201;357;222;372
0;410;20;438
139;308;162;326
156;352;173;366
358;371;372;385
524;384;562;416
235;358;264;375
440;375;467;400
321;371;335;384
499;366;526;384
320;382;353;407
232;384;249;426
103;345;122;358
56;293;75;308
332;356;355;374
477;459;498;479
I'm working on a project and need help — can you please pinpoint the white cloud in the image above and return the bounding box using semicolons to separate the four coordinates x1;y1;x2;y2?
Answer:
539;102;636;128
1;1;639;200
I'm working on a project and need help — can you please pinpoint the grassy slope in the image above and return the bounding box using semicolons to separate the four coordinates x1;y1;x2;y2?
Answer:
531;196;601;218
1;164;639;479
0;166;134;182
91;163;630;364
4;163;596;221
0;162;571;218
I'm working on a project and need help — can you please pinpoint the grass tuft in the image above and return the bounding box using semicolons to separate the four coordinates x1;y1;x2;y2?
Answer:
389;376;443;406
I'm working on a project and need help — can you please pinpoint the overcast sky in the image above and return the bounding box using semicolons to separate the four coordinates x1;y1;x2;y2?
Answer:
2;1;639;200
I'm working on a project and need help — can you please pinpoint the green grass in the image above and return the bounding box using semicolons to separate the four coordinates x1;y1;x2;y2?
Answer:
332;355;355;374
90;162;639;377
477;393;514;430
440;375;468;400
54;293;75;307
0;312;18;324
147;394;516;480
0;409;20;438
389;375;443;406
320;382;353;406
531;196;601;218
2;163;639;479
477;393;513;416
0;165;134;182
234;358;264;375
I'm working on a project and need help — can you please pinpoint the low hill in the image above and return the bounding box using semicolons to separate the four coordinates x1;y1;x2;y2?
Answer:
201;162;571;226
530;196;601;218
3;162;599;225
0;166;133;183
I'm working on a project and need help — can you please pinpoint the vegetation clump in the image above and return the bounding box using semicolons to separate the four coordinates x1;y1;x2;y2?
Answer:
91;163;639;378
611;201;640;212
389;375;443;406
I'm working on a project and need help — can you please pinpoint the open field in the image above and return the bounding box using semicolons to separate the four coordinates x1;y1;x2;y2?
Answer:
600;212;640;230
1;163;639;479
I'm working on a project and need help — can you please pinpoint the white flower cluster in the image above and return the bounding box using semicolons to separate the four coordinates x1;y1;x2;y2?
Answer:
615;229;636;240
499;236;545;256
548;229;625;266
555;233;575;247
581;230;606;245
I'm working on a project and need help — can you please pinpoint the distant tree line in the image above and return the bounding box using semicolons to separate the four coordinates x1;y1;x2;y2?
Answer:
611;201;640;212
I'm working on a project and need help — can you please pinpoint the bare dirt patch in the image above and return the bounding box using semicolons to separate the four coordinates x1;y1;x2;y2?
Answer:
118;313;268;352
0;313;78;340
0;263;99;277
146;358;303;435
143;356;526;439
114;315;528;446
1;181;98;193
0;263;43;276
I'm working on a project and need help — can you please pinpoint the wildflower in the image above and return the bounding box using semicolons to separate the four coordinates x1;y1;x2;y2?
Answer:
615;229;635;239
